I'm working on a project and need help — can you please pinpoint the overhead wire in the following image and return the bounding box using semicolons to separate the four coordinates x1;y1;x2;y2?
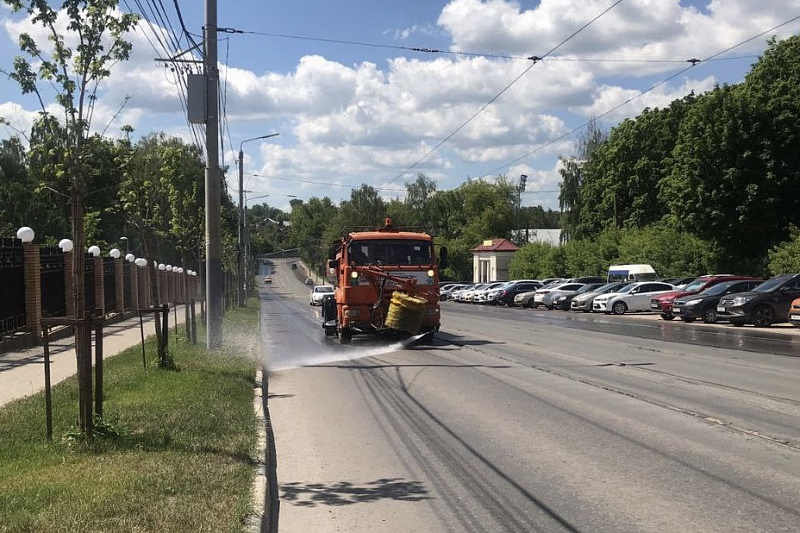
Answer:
229;26;759;65
377;0;624;191
481;11;800;182
123;0;205;152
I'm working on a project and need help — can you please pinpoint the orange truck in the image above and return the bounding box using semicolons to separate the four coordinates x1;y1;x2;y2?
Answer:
321;217;446;344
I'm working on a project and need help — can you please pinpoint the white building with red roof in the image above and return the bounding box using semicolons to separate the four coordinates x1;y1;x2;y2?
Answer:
471;238;519;282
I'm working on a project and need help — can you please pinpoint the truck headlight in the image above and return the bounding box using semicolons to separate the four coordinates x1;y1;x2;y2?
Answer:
733;296;752;306
427;269;435;277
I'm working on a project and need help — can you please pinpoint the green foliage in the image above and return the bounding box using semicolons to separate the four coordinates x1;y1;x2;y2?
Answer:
118;133;205;266
768;227;800;275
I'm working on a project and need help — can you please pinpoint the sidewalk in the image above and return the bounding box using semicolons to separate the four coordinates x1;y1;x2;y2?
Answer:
0;306;192;408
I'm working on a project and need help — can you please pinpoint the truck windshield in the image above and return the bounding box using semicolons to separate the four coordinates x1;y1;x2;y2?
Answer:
349;239;433;266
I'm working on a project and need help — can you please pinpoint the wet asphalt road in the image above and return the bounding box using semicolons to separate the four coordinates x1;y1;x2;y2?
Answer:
443;300;800;357
262;260;800;533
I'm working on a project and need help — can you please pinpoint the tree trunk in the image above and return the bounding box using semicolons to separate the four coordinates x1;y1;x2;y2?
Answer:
71;180;93;438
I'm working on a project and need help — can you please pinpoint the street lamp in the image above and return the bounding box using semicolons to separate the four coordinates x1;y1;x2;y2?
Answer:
119;236;129;254
17;226;35;244
238;133;279;307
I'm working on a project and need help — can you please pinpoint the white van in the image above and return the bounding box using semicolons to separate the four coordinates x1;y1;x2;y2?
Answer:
607;264;657;283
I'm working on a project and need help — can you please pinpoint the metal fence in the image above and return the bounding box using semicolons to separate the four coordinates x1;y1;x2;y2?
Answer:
41;247;66;318
123;262;132;310
0;240;25;336
84;256;96;312
103;257;116;311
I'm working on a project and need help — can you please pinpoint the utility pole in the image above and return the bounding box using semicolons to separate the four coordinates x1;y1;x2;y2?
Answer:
204;0;222;349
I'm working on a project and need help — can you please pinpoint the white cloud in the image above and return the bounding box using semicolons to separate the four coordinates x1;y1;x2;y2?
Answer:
4;0;800;212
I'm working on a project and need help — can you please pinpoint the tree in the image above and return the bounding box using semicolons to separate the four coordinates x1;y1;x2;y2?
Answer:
4;0;139;436
768;227;800;275
559;118;606;240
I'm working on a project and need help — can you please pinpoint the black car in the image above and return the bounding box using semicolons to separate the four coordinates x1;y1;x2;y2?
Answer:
716;273;800;327
494;281;543;306
672;279;763;323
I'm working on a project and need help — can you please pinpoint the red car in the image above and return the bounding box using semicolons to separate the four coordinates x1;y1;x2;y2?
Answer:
650;275;760;320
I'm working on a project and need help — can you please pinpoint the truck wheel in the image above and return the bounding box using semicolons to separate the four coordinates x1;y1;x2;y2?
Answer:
660;313;674;321
730;320;745;327
751;305;774;328
338;328;352;344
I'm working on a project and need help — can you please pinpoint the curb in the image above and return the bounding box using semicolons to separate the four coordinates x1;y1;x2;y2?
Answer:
247;369;268;532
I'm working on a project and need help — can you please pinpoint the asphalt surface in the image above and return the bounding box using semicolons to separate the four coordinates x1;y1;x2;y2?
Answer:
261;259;800;533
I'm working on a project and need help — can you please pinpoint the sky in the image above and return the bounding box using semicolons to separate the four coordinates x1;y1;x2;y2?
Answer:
2;0;800;213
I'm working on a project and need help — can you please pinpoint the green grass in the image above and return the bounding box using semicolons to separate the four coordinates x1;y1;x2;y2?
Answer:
0;302;262;533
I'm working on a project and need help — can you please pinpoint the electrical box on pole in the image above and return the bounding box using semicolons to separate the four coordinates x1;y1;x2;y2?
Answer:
187;73;206;124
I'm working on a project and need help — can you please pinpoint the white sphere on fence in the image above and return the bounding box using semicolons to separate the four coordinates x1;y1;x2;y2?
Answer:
158;263;166;270
16;226;35;243
125;253;135;262
58;239;74;253
110;248;121;258
134;258;147;267
88;245;101;257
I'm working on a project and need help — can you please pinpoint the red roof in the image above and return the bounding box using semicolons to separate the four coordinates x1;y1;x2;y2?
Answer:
471;238;518;252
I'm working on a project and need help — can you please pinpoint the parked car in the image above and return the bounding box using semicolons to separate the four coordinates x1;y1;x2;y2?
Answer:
449;283;477;302
304;277;314;285
540;283;587;309
495;281;543;306
473;282;508;304
789;296;800;328
566;276;605;284
551;282;605;310
263;276;272;283
310;285;335;305
439;283;465;301
669;276;697;289
672;279;764;323
460;283;490;303
716;274;800;327
593;281;676;314
570;281;632;312
650;275;759;320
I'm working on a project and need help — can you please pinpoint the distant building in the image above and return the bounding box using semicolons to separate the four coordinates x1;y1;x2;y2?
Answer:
512;228;562;245
471;239;518;282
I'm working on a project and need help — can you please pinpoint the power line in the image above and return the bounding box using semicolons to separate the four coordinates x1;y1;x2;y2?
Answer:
243;171;406;194
377;0;624;191
227;26;758;66
482;12;800;180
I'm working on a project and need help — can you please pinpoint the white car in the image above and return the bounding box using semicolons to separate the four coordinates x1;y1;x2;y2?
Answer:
592;281;676;314
310;285;334;305
473;282;507;304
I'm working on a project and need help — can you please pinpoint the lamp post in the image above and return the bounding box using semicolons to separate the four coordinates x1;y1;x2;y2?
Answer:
516;174;527;245
119;236;129;254
238;133;279;307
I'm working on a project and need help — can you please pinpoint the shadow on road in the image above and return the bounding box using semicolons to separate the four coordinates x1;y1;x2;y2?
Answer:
280;477;430;507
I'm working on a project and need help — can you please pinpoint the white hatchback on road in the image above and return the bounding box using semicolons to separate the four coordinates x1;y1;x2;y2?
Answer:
310;285;334;305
